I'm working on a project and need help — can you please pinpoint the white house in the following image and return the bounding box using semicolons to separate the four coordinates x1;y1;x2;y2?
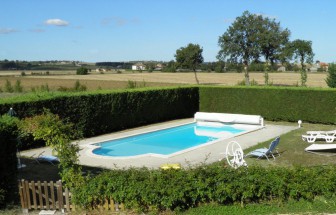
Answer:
132;63;146;71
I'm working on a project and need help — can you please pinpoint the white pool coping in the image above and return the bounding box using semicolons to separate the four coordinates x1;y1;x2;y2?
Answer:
84;122;263;159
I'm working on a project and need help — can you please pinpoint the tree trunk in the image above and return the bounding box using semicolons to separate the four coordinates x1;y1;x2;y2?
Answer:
193;70;199;84
244;61;250;86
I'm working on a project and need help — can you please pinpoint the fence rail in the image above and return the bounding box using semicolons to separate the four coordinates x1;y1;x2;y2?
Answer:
18;180;125;213
18;180;71;213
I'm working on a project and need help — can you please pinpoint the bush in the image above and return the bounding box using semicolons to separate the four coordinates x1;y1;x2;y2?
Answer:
76;67;89;75
199;86;336;124
0;115;19;208
0;87;199;139
72;165;336;213
326;63;336;88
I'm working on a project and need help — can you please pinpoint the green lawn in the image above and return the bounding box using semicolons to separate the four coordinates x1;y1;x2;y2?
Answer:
243;121;336;167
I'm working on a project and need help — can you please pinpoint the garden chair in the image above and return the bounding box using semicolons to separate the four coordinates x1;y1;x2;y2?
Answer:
245;136;280;161
32;151;59;165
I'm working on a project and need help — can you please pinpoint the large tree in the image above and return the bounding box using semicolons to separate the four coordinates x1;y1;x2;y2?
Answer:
259;18;290;66
218;11;290;85
290;39;314;86
175;43;204;84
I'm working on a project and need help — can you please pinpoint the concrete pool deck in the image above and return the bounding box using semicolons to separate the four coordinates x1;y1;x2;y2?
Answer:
21;118;298;169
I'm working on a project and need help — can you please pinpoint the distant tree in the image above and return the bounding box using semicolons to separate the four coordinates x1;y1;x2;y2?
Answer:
175;43;204;84
290;39;314;86
218;11;265;85
218;11;291;86
145;62;155;73
76;67;89;75
162;60;176;72
214;61;226;73
326;63;336;88
259;17;290;66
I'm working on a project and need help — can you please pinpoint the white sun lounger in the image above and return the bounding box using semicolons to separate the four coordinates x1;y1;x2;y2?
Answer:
305;144;336;156
306;130;336;136
302;134;335;143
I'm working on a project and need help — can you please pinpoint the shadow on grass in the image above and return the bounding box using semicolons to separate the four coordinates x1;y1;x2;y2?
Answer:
17;157;107;182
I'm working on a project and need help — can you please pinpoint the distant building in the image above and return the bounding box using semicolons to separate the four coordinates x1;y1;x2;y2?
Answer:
132;63;146;71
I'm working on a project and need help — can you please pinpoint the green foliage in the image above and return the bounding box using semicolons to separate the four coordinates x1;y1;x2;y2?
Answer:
162;60;176;72
0;87;199;139
326;63;336;88
31;84;50;93
175;43;204;84
126;80;147;89
0;115;19;208
19;110;83;188
14;80;23;92
199;86;336;124
72;165;336;213
217;10;290;85
4;80;14;93
76;67;89;75
288;39;314;86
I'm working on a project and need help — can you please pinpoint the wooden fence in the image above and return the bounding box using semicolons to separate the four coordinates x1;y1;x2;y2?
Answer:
18;180;71;213
18;180;125;213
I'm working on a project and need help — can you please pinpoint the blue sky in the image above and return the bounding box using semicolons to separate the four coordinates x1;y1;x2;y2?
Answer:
1;0;335;63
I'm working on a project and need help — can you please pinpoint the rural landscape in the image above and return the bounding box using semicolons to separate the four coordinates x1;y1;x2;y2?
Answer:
1;1;336;215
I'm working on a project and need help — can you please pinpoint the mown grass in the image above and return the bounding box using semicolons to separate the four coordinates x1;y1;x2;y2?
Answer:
180;197;336;215
243;121;336;167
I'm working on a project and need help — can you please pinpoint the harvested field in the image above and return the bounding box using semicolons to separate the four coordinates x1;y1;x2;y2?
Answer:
0;71;329;91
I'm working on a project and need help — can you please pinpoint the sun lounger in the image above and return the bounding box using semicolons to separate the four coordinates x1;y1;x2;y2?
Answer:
32;151;59;165
245;136;280;161
302;133;335;143
305;144;336;156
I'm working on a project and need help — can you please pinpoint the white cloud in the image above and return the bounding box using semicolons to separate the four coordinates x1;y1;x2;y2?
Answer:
0;28;18;34
44;19;69;26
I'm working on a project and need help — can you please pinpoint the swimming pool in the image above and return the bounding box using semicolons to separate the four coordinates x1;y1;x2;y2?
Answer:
91;122;248;158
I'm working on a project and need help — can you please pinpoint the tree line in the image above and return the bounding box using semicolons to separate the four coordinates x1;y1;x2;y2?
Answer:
175;11;315;86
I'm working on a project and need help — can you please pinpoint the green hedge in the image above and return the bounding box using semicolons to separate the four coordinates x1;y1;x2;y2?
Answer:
0;87;199;137
72;165;336;212
0;115;19;208
199;86;336;124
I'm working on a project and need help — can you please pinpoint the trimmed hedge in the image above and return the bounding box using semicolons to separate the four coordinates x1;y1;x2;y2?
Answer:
0;87;199;137
0;115;19;208
199;86;336;124
72;165;336;212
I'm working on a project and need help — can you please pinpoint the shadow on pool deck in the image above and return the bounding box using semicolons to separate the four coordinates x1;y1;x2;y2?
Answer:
21;118;298;169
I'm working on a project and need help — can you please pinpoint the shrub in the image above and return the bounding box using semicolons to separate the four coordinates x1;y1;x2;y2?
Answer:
199;86;336;124
4;80;13;93
72;165;336;213
0;115;19;208
326;63;336;88
0;87;199;139
76;67;89;75
14;80;23;93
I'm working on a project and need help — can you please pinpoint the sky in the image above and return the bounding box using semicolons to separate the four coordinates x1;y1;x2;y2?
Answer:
0;0;335;63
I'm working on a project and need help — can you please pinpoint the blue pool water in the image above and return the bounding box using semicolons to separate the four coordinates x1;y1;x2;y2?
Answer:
92;123;245;157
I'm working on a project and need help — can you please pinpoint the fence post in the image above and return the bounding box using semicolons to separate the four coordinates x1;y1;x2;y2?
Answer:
18;180;29;214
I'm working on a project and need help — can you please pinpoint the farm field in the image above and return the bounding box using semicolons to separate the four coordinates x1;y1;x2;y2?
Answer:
0;71;329;91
